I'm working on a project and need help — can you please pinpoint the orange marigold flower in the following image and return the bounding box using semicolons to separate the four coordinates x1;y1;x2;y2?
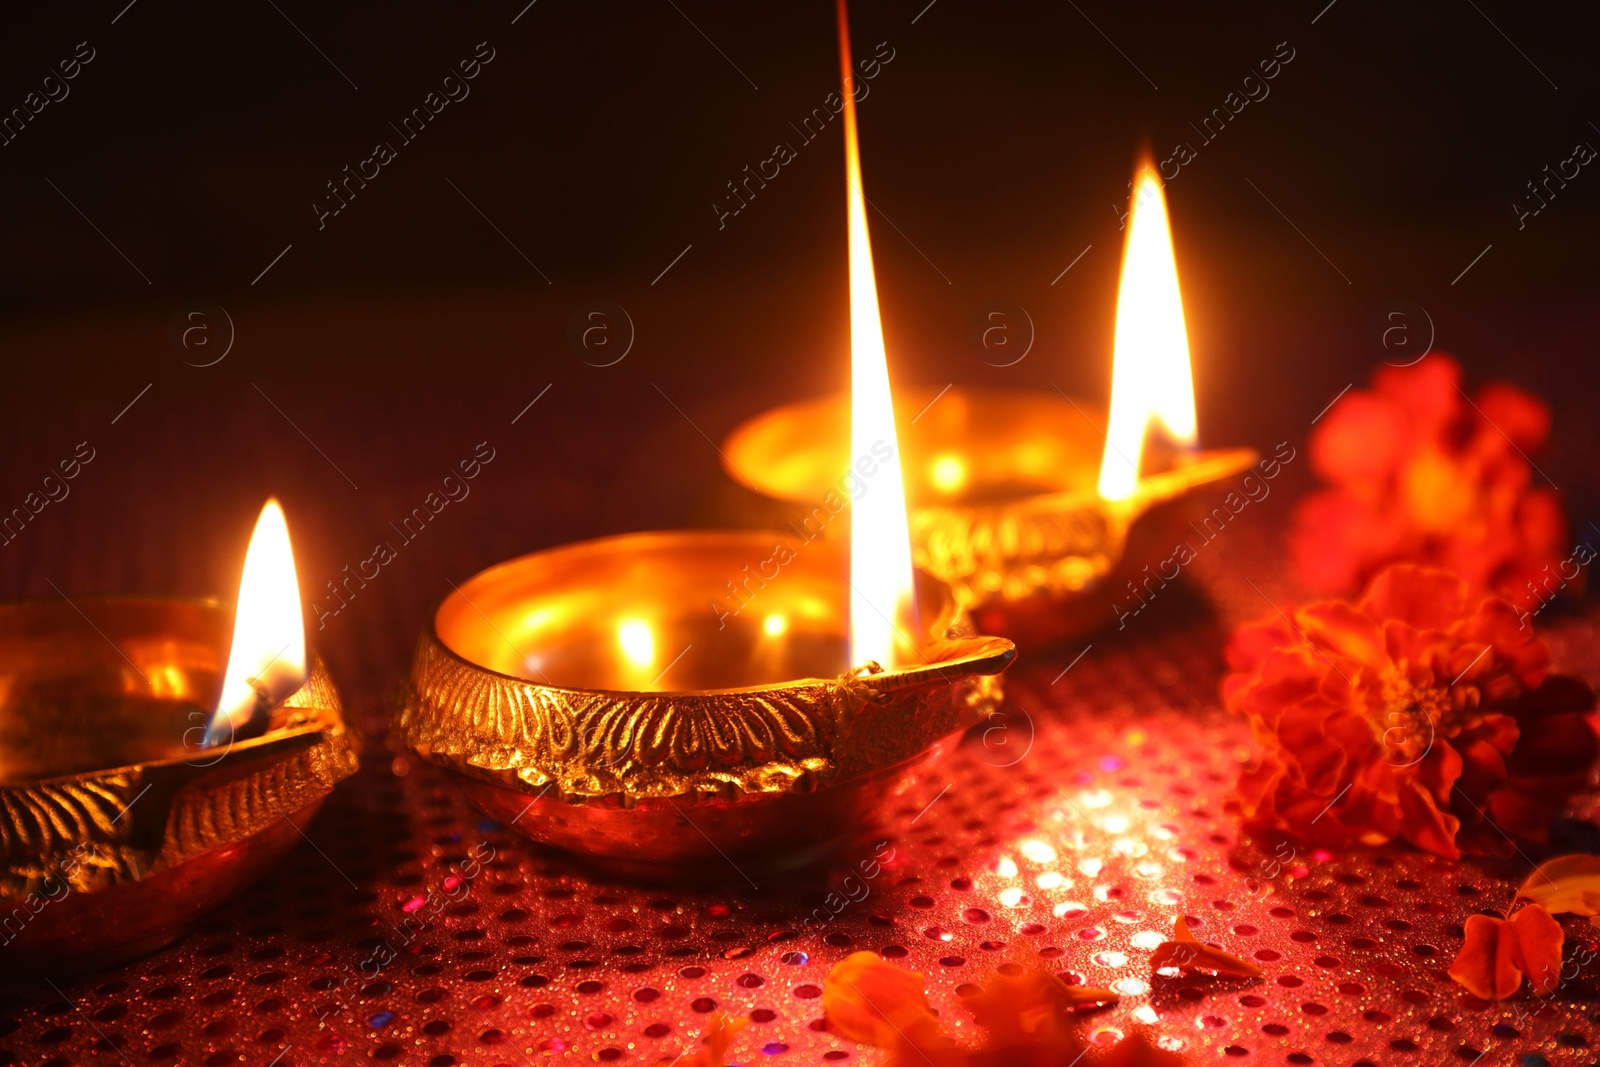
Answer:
1291;355;1566;603
1224;563;1597;858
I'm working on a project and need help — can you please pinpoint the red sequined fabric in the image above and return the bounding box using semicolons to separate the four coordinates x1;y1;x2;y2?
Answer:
1;394;1596;1067
5;595;1598;1065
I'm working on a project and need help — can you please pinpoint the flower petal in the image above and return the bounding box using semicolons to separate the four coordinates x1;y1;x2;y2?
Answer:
1473;383;1550;452
964;970;1113;1054
1309;392;1405;487
1360;564;1468;632
1101;1028;1189;1067
1447;914;1523;1001
1374;356;1461;429
824;952;945;1049
676;1014;747;1067
1507;904;1564;997
1149;917;1262;978
1397;779;1462;859
1463;597;1550;688
1517;855;1600;917
1289;491;1395;594
1298;601;1384;666
1225;617;1302;674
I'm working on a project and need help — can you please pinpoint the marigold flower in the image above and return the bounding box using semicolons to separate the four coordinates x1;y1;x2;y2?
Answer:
1224;563;1597;858
1291;356;1566;603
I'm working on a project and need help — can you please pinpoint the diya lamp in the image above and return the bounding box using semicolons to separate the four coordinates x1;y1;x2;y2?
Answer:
0;501;357;974
396;4;1015;883
724;166;1260;643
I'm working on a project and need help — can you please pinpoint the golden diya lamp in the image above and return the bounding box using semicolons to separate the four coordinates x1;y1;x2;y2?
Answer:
0;501;357;974
724;167;1260;644
396;5;1015;883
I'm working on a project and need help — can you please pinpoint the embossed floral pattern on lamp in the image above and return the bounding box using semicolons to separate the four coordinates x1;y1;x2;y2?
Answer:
395;4;1013;883
723;167;1259;644
0;501;357;974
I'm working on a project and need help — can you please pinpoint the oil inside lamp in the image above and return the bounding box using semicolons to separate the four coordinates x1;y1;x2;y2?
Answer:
838;0;916;670
1099;164;1199;502
205;498;308;746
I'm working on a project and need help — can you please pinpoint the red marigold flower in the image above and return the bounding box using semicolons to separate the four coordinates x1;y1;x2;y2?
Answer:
1224;564;1597;858
1291;356;1566;603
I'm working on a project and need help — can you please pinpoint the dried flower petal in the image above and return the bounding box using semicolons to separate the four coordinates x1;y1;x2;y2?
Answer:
1448;914;1524;1001
1058;984;1120;1008
1508;904;1565;997
668;1014;746;1067
824;951;947;1050
1447;906;1565;1000
960;973;1080;1065
964;969;1116;1052
1101;1028;1189;1067
1517;854;1600;916
1149;916;1262;978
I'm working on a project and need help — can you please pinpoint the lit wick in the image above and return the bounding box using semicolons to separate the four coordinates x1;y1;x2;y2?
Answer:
205;499;308;747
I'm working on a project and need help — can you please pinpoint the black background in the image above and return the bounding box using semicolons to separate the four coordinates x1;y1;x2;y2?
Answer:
1;0;1597;611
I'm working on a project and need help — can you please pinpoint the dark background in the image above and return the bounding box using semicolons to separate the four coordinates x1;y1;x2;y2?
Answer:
1;0;1597;635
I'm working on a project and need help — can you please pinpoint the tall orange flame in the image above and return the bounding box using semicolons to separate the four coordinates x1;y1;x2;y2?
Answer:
206;499;308;745
838;0;916;668
1098;165;1198;501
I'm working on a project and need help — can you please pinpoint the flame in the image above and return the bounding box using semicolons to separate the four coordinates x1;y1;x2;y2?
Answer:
206;499;308;746
1097;165;1198;501
838;0;916;669
617;618;655;668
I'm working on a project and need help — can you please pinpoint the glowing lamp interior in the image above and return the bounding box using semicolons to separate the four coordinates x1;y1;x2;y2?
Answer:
617;618;655;667
838;0;916;669
206;499;308;745
1097;165;1198;501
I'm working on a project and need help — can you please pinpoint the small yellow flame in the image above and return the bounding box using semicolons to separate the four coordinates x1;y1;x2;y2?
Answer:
838;0;916;668
1098;165;1198;501
208;499;307;744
